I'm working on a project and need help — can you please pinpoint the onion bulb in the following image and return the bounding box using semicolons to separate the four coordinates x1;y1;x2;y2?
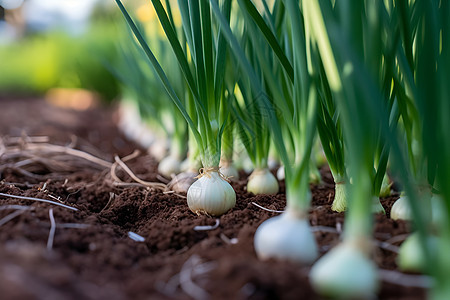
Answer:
268;157;279;170
187;170;236;216
219;160;239;181
276;165;285;181
397;232;438;272
247;168;279;195
390;195;412;221
168;170;197;193
310;242;378;298
149;138;168;161
158;155;182;178
241;157;254;174
254;211;318;264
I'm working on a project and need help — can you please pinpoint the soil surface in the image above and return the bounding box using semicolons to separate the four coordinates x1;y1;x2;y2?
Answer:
0;96;427;299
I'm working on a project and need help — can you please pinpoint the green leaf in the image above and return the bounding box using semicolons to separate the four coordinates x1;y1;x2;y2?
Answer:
114;0;202;146
237;0;294;82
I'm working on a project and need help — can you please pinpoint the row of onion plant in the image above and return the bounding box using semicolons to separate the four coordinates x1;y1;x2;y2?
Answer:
211;0;450;298
114;1;283;197
114;0;450;298
109;8;190;176
231;26;279;195
219;0;386;296
308;0;450;298
115;0;238;216
388;0;450;298
210;0;321;263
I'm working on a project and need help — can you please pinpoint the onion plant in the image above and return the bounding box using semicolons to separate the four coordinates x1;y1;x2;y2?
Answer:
218;54;240;181
116;0;236;216
384;1;450;297
307;0;450;298
389;1;450;298
108;33;166;150
314;1;398;213
113;0;450;297
219;98;239;180
305;0;399;297
389;0;435;223
231;32;279;195
110;24;188;173
210;0;320;263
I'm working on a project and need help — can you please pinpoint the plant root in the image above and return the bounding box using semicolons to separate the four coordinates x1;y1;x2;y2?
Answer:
0;210;27;227
0;135;113;181
109;152;166;192
193;219;220;231
251;202;284;213
46;208;56;251
0;192;78;211
155;255;216;300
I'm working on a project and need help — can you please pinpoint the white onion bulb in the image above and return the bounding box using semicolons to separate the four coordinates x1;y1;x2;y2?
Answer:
310;242;378;299
158;155;181;178
268;157;279;170
149;139;168;161
242;157;254;174
276;165;285;181
187;171;236;216
254;211;318;264
247;168;279;195
168;171;197;193
136;127;155;148
219;161;239;181
390;195;412;221
180;158;190;172
397;232;438;272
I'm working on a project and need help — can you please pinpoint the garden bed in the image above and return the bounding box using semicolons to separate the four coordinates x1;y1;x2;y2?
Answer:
0;96;426;299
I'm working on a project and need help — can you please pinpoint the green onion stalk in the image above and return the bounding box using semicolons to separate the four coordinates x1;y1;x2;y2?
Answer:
391;2;450;298
312;139;327;169
155;35;188;179
211;0;319;263
306;0;394;297
268;143;281;171
316;76;347;212
171;91;202;193
389;0;434;224
315;0;398;213
218;62;240;181
138;6;189;178
219;98;238;180
116;0;236;216
388;0;439;276
234;80;278;195
231;31;279;195
108;31;170;155
276;124;321;185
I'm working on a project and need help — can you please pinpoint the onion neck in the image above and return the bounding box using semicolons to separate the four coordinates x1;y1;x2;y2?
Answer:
285;168;311;216
342;169;373;254
332;180;347;212
170;131;186;161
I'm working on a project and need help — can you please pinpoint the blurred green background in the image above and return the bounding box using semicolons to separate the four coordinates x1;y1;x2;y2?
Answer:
0;0;123;101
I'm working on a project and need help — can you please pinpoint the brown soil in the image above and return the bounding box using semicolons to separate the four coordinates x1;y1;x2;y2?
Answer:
0;96;426;299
